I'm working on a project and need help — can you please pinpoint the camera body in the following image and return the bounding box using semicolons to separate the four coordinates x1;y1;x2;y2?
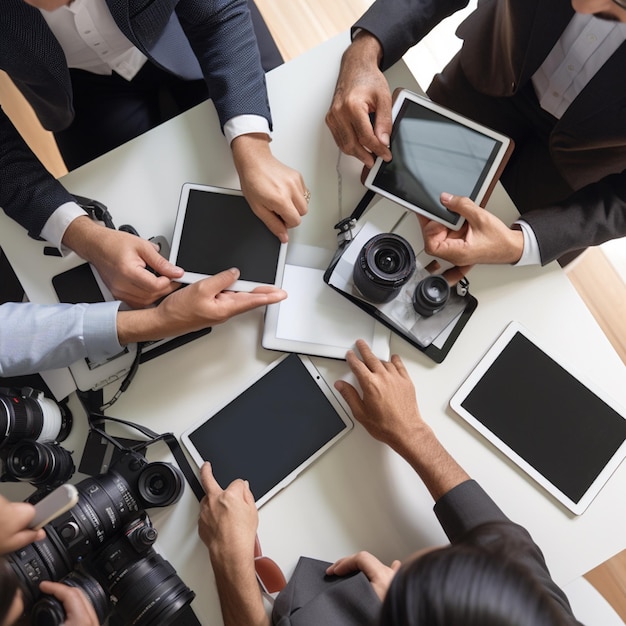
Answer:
324;195;477;363
7;450;193;626
0;388;75;490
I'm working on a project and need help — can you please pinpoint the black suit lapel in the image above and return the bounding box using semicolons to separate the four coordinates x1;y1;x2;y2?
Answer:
517;0;575;86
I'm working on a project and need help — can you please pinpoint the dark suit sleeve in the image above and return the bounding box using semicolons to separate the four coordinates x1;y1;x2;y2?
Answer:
0;106;74;238
521;173;626;264
434;480;579;621
174;0;272;130
354;0;470;71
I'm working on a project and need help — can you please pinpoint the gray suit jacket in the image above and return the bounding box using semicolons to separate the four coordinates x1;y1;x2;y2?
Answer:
355;0;626;263
0;0;270;238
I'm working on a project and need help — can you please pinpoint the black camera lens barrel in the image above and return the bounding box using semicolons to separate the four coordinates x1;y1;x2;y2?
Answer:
93;549;195;626
137;461;184;508
30;571;110;626
4;441;75;487
412;275;451;317
353;233;416;303
0;388;72;448
6;452;189;625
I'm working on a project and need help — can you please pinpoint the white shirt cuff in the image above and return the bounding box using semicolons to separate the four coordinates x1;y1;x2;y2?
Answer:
224;115;272;145
40;202;88;253
512;220;542;266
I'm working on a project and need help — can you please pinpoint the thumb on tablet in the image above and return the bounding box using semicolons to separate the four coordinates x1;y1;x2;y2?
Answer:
440;193;482;221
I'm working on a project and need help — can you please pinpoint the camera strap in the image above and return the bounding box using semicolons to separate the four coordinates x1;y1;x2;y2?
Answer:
78;392;204;501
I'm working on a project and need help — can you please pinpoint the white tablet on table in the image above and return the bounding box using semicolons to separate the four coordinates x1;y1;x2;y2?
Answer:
169;183;287;291
181;353;353;508
365;89;514;231
262;243;391;360
450;322;626;515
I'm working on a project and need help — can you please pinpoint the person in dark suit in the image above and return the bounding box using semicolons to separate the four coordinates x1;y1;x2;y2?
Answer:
197;340;581;626
0;0;308;309
326;0;626;267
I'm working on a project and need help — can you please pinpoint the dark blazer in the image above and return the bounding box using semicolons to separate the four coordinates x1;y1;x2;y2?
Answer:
434;480;581;623
270;480;580;625
355;0;626;263
0;0;271;238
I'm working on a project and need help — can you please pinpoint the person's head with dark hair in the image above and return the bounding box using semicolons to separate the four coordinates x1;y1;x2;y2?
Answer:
0;559;23;626
379;524;570;626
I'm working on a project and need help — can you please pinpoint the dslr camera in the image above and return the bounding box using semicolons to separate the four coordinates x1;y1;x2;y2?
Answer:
0;387;76;491
6;449;194;626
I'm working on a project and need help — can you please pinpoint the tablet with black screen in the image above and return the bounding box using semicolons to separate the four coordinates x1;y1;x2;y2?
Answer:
181;353;353;507
364;89;513;231
169;183;287;290
450;322;626;514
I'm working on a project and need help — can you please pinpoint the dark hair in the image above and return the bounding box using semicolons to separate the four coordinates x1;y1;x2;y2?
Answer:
379;524;570;626
0;558;19;626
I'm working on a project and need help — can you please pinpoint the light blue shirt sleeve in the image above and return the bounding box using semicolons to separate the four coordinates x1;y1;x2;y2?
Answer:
0;301;123;377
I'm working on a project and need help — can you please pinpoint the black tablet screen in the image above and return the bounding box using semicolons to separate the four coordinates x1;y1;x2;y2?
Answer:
175;189;281;283
372;99;502;225
460;332;626;503
187;354;349;502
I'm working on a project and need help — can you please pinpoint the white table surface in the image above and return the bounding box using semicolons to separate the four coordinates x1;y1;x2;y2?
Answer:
2;32;626;625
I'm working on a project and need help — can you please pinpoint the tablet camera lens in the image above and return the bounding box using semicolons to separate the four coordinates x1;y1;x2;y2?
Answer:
353;233;416;303
412;275;450;317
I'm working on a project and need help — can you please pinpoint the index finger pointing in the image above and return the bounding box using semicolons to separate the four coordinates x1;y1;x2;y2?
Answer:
200;462;222;496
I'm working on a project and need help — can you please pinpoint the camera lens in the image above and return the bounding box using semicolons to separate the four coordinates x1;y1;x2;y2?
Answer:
30;571;110;626
412;275;450;317
4;441;75;488
353;233;416;303
137;462;184;508
5;454;192;625
90;517;195;626
7;535;74;609
0;388;72;448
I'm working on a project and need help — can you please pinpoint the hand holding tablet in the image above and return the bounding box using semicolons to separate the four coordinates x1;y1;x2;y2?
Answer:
169;184;287;291
364;89;513;231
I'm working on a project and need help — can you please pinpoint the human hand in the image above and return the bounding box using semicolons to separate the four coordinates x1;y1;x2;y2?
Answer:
334;340;426;453
38;581;100;626
231;134;308;243
326;551;401;601
419;193;524;266
116;268;286;344
326;32;392;168
198;462;258;562
0;495;46;554
336;341;471;499
62;216;184;308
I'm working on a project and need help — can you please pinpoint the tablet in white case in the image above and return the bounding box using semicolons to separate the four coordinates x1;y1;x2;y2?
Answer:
181;353;353;507
450;322;626;515
262;243;391;360
365;89;513;231
169;183;287;291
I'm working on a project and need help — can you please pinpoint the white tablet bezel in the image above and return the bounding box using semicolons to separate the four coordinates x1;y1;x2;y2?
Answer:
262;254;391;360
364;89;513;231
450;321;626;515
181;353;354;508
169;183;287;291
